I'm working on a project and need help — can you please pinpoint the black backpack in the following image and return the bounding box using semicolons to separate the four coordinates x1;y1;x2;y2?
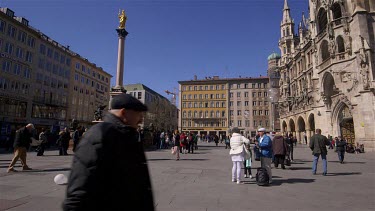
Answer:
256;167;269;186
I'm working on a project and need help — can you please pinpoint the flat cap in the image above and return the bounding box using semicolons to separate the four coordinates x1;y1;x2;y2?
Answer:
231;127;240;133
110;93;148;111
258;128;266;132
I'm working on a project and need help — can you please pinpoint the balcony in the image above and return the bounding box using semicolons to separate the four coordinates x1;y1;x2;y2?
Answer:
318;58;331;70
333;16;348;27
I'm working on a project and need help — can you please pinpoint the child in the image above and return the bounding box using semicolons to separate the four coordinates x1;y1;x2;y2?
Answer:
244;144;253;179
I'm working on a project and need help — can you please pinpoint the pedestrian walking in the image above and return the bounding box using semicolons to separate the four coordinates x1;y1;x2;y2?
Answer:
272;133;288;169
335;136;347;164
63;93;154;211
225;135;230;149
72;127;80;152
257;128;273;184
309;129;330;176
7;123;34;172
229;127;250;184
36;128;48;156
173;130;181;160
286;134;294;161
56;128;71;156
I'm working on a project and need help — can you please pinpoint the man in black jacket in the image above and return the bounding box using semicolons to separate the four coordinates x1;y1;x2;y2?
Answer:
63;93;154;211
309;129;330;176
7;123;34;172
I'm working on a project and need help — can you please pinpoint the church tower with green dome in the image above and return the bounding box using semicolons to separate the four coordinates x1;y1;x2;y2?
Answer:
267;52;281;132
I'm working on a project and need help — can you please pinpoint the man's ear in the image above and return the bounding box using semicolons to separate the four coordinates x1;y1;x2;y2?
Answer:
120;108;127;117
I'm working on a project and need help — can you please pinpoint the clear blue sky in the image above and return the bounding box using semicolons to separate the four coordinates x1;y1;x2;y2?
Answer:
1;0;308;99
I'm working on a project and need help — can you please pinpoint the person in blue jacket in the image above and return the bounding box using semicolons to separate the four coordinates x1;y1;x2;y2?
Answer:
257;128;273;184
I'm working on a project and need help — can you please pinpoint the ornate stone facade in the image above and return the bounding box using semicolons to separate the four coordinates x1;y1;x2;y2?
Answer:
275;0;375;151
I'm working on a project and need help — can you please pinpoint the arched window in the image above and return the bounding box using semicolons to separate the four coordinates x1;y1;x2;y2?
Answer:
317;8;328;34
332;3;342;20
188;111;191;117
286;27;290;36
336;36;345;53
321;40;330;61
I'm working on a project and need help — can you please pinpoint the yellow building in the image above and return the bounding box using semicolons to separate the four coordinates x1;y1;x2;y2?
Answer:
179;75;273;138
179;76;228;137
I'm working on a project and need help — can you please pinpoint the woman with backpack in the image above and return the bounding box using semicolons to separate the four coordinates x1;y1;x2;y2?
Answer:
229;127;250;184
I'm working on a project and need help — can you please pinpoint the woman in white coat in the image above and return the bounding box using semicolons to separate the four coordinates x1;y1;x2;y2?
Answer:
229;127;250;184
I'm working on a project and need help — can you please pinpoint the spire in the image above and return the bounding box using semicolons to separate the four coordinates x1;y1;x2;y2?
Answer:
283;0;289;10
282;0;292;24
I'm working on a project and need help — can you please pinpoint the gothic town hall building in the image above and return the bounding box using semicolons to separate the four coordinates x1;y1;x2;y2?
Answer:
273;0;375;151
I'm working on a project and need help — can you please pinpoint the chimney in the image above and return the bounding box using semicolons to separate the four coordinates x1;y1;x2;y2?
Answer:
194;75;197;80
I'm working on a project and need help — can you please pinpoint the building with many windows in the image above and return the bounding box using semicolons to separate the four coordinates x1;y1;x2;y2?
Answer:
69;56;111;127
178;76;272;138
0;7;111;141
274;0;375;150
125;83;178;132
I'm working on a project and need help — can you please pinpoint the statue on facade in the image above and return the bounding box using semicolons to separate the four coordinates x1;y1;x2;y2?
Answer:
118;9;127;29
94;105;106;121
358;36;370;90
328;38;336;58
359;54;370;90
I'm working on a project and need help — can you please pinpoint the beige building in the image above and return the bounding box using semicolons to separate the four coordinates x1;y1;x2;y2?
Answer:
0;8;111;140
68;57;111;127
125;83;178;132
179;76;272;138
275;0;375;150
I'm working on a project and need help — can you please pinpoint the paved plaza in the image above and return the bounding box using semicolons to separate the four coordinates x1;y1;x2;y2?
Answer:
0;142;374;211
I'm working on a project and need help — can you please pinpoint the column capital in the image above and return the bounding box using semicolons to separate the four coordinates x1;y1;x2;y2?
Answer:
111;85;127;93
116;28;128;38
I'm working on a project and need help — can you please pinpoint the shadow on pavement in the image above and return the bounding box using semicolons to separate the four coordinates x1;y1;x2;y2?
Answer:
288;167;312;170
148;158;208;161
22;168;71;173
0;165;22;169
270;178;315;186
326;172;362;176
328;161;366;164
0;159;12;162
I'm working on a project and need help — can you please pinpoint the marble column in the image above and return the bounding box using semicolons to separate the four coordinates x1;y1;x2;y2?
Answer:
109;28;129;109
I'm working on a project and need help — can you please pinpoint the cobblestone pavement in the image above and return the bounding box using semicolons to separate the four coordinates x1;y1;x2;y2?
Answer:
0;142;374;211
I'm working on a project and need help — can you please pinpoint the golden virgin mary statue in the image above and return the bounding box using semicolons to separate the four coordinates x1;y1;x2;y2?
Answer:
118;9;127;29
